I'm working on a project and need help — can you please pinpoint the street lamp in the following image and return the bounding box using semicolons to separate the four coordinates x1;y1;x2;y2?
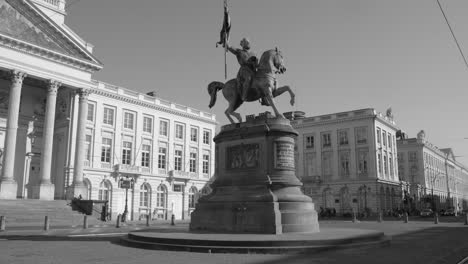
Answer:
118;176;135;222
425;166;444;212
359;184;371;215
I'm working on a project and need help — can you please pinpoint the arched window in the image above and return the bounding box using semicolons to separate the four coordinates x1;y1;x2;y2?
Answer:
140;183;151;208
83;178;92;200
154;185;167;220
188;186;198;209
98;180;112;201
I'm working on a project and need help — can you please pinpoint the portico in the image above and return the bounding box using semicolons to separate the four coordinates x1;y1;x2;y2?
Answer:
0;0;102;199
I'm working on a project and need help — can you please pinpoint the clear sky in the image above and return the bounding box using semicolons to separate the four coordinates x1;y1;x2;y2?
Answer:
65;0;468;165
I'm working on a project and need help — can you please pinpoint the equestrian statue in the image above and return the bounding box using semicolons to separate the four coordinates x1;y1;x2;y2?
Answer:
208;38;295;124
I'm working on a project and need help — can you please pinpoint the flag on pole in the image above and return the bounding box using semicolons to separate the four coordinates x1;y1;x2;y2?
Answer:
216;0;231;48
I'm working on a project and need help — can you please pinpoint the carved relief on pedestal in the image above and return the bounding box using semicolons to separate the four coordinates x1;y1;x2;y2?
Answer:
227;143;259;170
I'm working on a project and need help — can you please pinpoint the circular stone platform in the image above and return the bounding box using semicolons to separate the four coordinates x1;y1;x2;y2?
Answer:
120;227;390;254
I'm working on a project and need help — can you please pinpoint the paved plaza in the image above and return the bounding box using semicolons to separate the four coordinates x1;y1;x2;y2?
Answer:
1;219;468;264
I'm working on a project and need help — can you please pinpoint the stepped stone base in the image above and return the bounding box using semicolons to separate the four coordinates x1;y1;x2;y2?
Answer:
0;180;18;199
31;183;55;200
190;115;319;234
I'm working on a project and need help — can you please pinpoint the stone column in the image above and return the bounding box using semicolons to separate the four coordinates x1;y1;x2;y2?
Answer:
0;71;27;199
33;80;60;200
70;89;89;199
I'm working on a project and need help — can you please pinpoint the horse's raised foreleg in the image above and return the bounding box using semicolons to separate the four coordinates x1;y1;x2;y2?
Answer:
273;85;295;106
264;91;284;119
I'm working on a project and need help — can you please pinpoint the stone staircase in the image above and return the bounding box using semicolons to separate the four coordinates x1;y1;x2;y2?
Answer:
0;199;105;227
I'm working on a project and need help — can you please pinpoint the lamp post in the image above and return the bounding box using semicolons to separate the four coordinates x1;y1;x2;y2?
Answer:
359;184;371;215
118;176;135;222
425;166;443;212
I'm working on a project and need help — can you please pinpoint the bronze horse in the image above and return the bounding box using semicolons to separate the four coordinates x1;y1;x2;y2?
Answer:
208;48;295;124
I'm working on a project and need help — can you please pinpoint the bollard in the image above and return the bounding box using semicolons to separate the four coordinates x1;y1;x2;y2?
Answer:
404;212;408;223
352;211;357;223
83;215;88;229
434;213;439;224
171;214;175;226
44;216;49;231
116;214;121;228
465;213;468;225
146;214;150;227
0;216;5;231
378;211;383;223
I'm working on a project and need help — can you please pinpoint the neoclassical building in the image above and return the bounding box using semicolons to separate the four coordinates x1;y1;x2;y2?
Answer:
397;130;468;214
290;108;402;215
0;0;216;220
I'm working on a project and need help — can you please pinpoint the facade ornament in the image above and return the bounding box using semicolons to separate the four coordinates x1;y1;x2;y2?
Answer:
77;88;91;99
417;130;426;141
386;107;394;120
9;70;27;85
47;80;61;95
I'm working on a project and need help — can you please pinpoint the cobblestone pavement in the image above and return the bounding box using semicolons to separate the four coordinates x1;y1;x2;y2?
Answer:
0;220;467;264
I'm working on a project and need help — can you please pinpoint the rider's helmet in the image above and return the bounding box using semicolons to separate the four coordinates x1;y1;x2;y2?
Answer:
240;38;251;50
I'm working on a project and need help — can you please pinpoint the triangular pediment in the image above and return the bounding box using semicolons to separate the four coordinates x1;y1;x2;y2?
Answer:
0;0;101;67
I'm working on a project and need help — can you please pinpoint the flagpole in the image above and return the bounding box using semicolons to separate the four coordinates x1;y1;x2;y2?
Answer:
224;0;228;80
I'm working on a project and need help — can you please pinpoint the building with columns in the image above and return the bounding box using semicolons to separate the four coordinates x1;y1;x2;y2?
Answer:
0;0;217;220
397;130;468;214
289;108;402;215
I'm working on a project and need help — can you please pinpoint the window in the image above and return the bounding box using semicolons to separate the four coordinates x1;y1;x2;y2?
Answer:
98;181;111;201
190;127;198;142
103;107;114;126
388;134;392;148
203;130;211;145
123;112;135;130
85;135;92;162
338;130;349;146
159;120;168;136
409;152;417;162
87;103;95;122
143;116;153;133
377;127;381;143
322;151;333;176
189;187;197;209
383;153;388;175
357;149;368;175
355;127;367;144
158;146;167;169
339;151;350;176
305;135;314;149
139;184;150;207
389;153;394;176
122;141;132;165
322;132;331;148
305;152;316;176
101;137;112;163
173;184;183;192
189;149;197;173
382;131;387;146
141;144;151;167
378;153;382;174
398;153;404;163
155;185;167;219
174;149;183;171
203;154;210;174
175;124;184;140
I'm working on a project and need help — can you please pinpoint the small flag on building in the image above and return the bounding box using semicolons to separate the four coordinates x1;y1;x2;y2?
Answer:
216;0;231;48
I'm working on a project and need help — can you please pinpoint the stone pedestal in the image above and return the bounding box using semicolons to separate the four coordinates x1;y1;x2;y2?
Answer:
0;180;18;199
190;114;319;234
32;183;55;200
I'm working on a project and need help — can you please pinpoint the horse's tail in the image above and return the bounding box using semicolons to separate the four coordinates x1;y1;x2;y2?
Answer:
207;81;224;108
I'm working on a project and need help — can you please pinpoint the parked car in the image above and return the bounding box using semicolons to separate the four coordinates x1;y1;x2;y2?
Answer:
420;208;434;217
442;209;455;216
